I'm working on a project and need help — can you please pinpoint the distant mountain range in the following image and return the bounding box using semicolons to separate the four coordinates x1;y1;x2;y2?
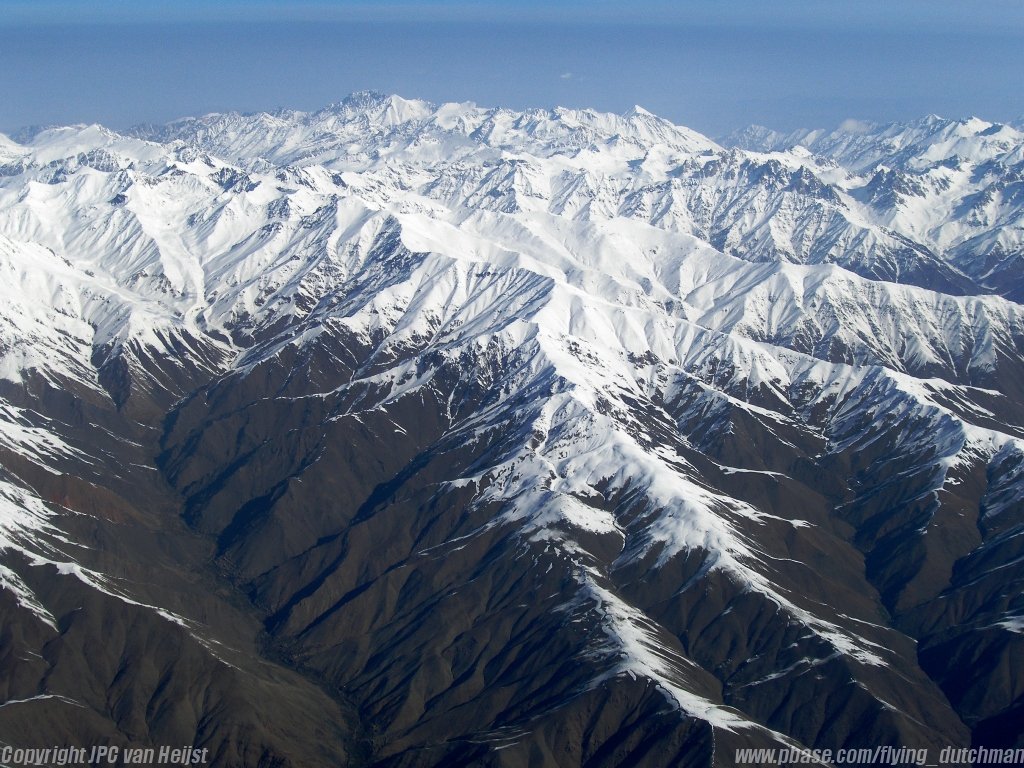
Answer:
0;92;1021;766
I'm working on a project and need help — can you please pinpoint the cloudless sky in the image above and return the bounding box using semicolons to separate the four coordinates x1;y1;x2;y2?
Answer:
0;0;1022;137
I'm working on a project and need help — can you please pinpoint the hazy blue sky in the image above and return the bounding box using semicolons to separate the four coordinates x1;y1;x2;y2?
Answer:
1;1;1022;137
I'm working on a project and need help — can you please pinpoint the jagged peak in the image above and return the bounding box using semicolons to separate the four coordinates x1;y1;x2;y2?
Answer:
623;104;654;118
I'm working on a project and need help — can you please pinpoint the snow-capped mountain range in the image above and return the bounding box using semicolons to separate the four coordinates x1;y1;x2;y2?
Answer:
719;114;1024;298
0;92;1022;765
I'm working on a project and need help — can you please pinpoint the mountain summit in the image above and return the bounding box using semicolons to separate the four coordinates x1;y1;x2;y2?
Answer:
0;95;1022;765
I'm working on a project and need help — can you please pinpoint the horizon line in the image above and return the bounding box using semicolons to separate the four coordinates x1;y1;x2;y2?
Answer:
2;91;1017;146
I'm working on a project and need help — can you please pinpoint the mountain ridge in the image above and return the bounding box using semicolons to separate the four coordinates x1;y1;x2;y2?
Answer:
0;94;1021;765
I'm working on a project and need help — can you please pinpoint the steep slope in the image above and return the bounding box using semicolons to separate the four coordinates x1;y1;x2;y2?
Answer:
0;96;1021;765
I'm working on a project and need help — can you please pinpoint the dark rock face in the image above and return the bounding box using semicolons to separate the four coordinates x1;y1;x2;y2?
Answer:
0;374;364;767
2;99;1024;766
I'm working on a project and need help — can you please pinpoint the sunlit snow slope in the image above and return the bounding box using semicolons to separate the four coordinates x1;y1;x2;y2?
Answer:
0;93;1022;766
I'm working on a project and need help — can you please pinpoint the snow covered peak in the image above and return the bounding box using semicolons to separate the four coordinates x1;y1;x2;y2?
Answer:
810;114;1024;172
128;92;720;170
724;114;1024;173
718;124;820;153
2;94;1024;397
